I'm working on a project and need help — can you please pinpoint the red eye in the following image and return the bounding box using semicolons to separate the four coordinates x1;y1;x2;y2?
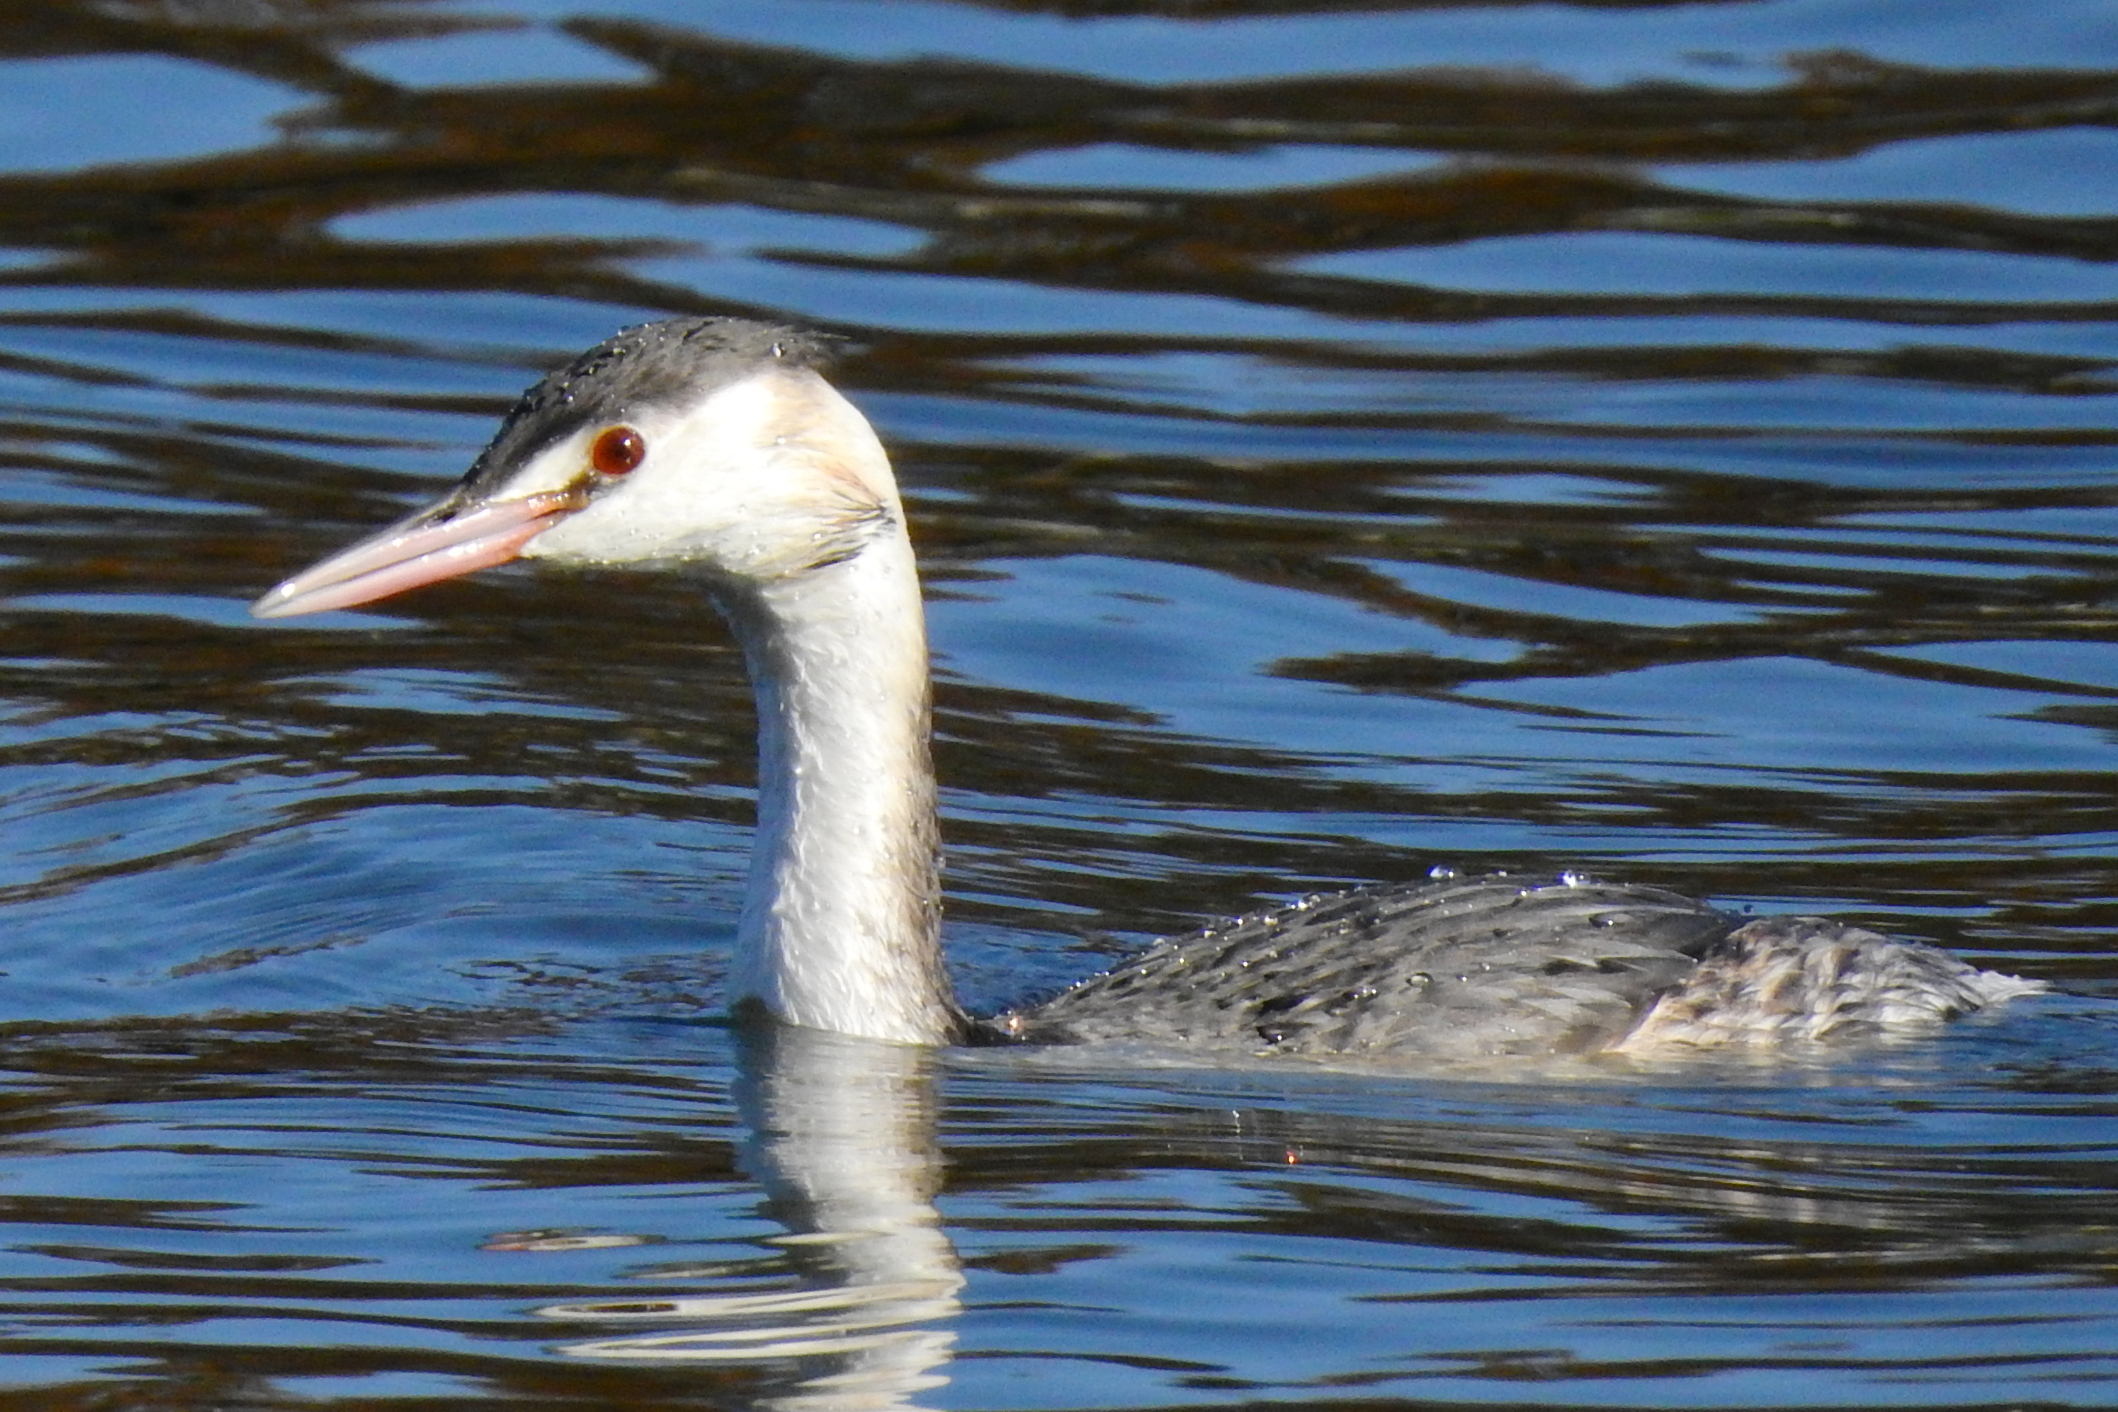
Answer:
590;425;646;476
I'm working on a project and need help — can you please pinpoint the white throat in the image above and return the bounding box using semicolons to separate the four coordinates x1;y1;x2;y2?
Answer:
713;517;957;1045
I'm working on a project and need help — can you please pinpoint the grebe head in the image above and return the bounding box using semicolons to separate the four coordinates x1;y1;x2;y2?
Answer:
254;317;954;1045
251;318;900;618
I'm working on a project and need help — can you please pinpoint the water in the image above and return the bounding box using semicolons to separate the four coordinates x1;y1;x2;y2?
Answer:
1;1;2116;1406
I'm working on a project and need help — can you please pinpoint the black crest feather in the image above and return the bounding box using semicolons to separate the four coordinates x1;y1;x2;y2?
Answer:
459;318;834;496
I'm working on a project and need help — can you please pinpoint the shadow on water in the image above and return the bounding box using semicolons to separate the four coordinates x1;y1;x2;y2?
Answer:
0;0;2115;1406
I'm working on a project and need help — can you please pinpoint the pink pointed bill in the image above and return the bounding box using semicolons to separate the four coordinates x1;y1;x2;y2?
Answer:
251;488;586;619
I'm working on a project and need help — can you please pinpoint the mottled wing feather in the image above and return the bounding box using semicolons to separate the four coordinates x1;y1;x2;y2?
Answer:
1615;915;2046;1053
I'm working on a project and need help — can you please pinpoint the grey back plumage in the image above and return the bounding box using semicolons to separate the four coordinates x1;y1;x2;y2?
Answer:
995;873;2041;1064
1000;876;1735;1062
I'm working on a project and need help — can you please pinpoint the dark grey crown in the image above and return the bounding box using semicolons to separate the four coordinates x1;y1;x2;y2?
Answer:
459;318;834;495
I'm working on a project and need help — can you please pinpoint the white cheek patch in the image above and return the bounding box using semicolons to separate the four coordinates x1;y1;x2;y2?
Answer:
520;370;891;578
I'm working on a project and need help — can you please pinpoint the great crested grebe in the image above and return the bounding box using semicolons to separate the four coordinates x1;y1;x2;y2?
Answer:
254;318;2041;1061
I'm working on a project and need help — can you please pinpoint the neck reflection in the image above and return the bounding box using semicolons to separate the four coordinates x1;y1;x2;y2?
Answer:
539;1021;962;1410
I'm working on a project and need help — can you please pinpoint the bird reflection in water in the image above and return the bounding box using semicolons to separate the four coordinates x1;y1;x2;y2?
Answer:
528;1023;962;1408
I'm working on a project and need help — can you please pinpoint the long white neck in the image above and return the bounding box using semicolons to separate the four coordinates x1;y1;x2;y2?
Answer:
714;525;958;1045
